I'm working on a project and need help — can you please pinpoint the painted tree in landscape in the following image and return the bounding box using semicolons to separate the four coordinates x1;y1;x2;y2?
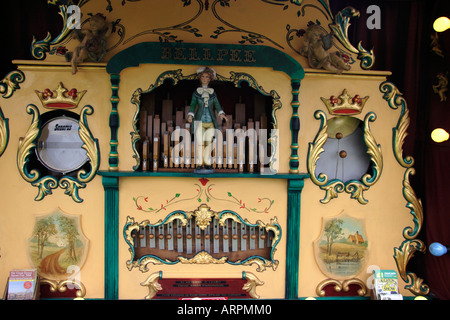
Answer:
57;215;79;262
324;218;344;256
33;217;57;259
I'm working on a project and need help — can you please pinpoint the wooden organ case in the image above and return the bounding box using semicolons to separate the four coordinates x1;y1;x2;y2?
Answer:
0;0;427;301
103;42;306;300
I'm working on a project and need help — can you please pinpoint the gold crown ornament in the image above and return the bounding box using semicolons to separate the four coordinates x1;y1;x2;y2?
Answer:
35;82;86;109
321;89;368;115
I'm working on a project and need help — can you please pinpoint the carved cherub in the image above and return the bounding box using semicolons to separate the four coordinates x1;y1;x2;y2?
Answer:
65;13;112;74
430;33;444;58
433;72;448;102
300;23;350;74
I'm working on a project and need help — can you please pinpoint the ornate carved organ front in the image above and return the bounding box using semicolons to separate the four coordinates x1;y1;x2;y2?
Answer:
125;205;281;272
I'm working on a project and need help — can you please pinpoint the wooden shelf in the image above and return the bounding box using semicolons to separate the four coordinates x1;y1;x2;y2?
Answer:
98;170;309;180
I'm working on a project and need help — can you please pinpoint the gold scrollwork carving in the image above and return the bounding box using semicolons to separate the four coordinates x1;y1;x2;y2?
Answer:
17;104;99;202
380;81;428;296
124;205;281;272
179;251;228;264
17;105;41;183
316;278;367;297
243;272;265;299
40;278;86;299
307;110;382;204
186;204;220;231
0;70;25;99
0;107;9;157
140;272;163;300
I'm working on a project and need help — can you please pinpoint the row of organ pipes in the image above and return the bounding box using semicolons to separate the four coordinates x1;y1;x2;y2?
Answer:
139;93;272;173
132;218;274;258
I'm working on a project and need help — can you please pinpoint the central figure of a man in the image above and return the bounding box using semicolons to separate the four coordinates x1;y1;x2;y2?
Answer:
187;67;227;171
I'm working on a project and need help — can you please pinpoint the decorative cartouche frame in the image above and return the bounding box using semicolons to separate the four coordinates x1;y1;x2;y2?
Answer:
17;83;99;203
380;81;429;296
124;204;281;273
307;89;383;204
129;69;281;172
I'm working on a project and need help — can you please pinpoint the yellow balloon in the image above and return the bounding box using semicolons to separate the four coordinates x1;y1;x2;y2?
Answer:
414;296;427;300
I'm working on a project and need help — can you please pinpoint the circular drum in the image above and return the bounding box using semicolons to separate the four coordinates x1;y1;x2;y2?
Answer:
36;116;88;173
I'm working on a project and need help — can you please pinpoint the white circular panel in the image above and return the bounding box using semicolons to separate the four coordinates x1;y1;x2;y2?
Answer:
316;126;371;182
37;117;88;173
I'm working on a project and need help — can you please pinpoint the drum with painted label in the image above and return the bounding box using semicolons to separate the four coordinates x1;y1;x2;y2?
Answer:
36;117;88;173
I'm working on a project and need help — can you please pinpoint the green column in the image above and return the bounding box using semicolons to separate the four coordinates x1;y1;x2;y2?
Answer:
109;74;120;170
103;176;119;300
285;178;304;299
289;80;301;173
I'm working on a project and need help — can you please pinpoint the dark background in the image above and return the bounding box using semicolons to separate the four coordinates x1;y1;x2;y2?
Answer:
1;0;449;299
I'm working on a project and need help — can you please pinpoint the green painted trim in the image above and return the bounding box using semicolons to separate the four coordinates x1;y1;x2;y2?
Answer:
289;80;301;173
109;74;120;170
285;179;304;299
102;176;119;300
0;107;9;157
106;42;304;80
98;170;309;180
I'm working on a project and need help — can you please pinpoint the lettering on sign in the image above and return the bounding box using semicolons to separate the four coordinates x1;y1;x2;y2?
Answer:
161;46;257;63
54;124;73;131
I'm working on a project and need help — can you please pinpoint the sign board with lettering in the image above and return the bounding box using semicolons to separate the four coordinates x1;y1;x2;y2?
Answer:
107;42;304;80
153;278;251;300
372;269;403;300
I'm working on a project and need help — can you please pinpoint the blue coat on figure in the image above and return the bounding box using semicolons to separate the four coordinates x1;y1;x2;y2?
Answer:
186;67;227;131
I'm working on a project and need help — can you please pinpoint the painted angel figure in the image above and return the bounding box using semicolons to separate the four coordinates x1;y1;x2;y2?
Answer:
187;67;227;171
